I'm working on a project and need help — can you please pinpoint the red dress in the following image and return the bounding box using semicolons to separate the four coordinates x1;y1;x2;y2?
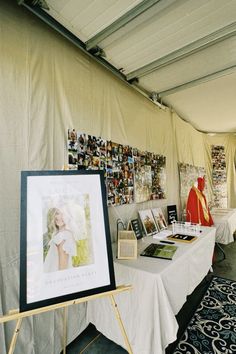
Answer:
186;178;213;226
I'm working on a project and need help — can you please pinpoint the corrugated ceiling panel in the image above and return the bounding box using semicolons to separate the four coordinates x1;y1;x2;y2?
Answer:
163;72;236;133
46;0;143;42
100;0;236;74
93;0;177;48
138;36;236;93
29;0;236;133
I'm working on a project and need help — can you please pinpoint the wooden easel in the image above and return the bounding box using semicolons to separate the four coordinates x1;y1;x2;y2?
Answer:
0;285;133;354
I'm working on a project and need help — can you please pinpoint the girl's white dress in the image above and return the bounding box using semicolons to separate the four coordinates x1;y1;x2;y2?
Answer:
44;230;77;272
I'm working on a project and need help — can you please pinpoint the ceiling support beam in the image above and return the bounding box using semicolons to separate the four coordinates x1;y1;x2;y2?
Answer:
18;0;167;111
157;65;236;98
85;0;161;51
127;21;236;80
19;1;127;82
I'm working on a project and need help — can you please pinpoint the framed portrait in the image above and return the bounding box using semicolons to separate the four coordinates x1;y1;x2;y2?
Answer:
138;209;158;236
151;208;168;231
20;170;116;312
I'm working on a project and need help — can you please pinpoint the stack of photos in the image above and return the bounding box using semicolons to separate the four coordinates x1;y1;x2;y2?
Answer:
68;129;167;206
178;163;206;213
211;145;227;208
138;207;168;236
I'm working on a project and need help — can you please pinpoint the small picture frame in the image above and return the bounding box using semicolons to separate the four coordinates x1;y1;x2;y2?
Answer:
167;205;177;225
138;209;158;236
151;208;168;231
20;170;116;312
129;218;143;239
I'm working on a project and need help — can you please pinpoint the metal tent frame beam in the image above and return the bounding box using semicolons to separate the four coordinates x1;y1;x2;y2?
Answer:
18;0;167;112
85;0;161;51
127;21;236;80
18;0;128;83
157;65;236;98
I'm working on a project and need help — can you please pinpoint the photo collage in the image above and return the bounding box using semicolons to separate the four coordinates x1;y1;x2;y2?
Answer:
68;129;166;206
211;145;227;208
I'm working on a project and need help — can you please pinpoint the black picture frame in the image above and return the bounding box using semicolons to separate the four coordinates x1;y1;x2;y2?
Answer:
20;170;116;312
130;219;143;239
138;209;158;236
167;205;178;225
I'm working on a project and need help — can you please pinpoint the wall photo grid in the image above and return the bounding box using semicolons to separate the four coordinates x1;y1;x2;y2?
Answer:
179;151;228;214
68;129;167;206
211;145;227;208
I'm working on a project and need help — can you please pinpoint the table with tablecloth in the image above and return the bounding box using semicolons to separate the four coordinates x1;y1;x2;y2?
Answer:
211;208;236;244
87;226;216;354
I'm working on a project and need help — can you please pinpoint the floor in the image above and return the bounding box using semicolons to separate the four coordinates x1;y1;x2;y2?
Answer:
65;240;236;354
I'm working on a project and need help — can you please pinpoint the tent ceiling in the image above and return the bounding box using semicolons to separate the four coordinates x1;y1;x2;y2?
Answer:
20;0;236;133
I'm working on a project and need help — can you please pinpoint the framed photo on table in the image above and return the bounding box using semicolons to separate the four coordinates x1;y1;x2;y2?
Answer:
20;170;115;312
151;208;168;231
167;205;177;225
138;209;158;236
128;218;143;239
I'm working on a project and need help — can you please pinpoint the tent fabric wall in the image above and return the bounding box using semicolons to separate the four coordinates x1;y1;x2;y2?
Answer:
172;112;205;167
0;1;235;353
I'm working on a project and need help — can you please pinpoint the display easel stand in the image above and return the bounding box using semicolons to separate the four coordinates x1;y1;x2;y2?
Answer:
0;285;133;354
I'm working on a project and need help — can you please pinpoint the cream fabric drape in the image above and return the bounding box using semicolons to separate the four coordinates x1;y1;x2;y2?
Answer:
172;112;205;166
0;1;236;353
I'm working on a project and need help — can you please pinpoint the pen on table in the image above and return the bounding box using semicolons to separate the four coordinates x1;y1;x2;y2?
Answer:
160;240;175;244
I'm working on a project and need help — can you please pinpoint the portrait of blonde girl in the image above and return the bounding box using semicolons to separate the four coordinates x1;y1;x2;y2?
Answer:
43;207;77;272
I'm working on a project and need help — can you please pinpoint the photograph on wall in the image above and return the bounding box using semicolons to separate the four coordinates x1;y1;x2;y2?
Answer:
87;134;107;170
138;209;158;236
106;141;134;206
151;154;166;200
134;150;152;203
68;129;78;150
211;145;227;208
68;130;107;172
68;129;79;170
20;170;115;312
151;208;168;231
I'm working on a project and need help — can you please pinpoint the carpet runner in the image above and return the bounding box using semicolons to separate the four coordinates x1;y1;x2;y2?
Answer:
173;276;236;354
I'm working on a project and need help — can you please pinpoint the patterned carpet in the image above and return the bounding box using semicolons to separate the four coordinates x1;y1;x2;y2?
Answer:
173;276;236;354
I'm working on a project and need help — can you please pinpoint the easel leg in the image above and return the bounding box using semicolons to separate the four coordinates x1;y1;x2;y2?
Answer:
63;307;68;354
109;295;133;354
8;318;22;354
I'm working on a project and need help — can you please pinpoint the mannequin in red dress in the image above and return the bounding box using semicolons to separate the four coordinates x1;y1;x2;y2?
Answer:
186;177;213;226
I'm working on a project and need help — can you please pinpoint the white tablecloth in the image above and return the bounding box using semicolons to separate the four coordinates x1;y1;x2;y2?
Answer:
87;226;215;354
211;208;236;244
